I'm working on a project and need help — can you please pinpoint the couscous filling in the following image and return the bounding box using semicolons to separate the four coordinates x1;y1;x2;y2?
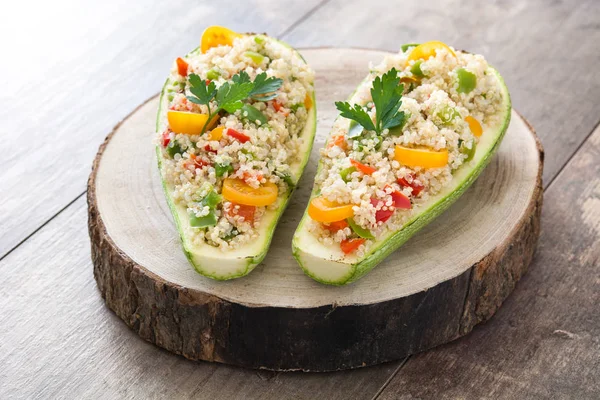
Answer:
307;42;503;256
158;30;314;250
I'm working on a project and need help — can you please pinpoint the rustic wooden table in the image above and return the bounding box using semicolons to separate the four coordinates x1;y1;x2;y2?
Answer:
1;0;598;398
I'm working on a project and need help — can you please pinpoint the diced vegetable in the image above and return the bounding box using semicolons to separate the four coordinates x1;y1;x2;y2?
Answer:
371;198;395;223
465;116;483;137
457;68;477;93
436;105;460;126
328;134;347;150
390;191;411;209
406;41;456;64
254;35;265;45
304;93;313;110
410;60;425;78
226;128;251;143
207;126;224;141
350;159;376;175
394;145;449;168
397;175;424;197
161;131;171;147
340;238;366;254
189;212;217;228
241;104;268;125
189;190;221;228
215;162;234;177
176;57;189;77
222;178;278;206
166;141;183;158
340;166;357;182
244;51;266;65
227;203;256;223
186;153;210;170
347;218;374;239
324;220;349;233
308;197;355;223
459;139;477;161
206;69;220;80
200;26;242;53
167;110;217;135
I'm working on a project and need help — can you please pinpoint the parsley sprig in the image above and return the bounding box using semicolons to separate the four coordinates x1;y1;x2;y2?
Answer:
186;71;283;133
335;67;406;136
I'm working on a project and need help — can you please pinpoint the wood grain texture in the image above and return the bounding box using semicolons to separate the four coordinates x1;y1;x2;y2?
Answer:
285;0;600;187
88;48;543;371
376;126;600;399
0;198;398;399
0;0;323;258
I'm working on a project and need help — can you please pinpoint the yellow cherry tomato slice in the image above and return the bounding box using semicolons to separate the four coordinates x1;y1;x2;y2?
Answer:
201;26;242;53
308;197;355;223
207;126;224;141
465;116;483;137
167;111;217;135
406;41;456;64
222;178;278;206
394;145;449;168
304;92;313;110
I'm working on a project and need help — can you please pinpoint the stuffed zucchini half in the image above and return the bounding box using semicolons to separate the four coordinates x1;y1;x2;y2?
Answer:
156;26;316;280
293;41;511;285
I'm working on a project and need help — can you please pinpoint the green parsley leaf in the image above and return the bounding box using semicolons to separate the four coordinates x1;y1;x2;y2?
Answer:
187;74;217;105
249;72;283;101
372;68;405;132
334;101;376;132
335;67;407;136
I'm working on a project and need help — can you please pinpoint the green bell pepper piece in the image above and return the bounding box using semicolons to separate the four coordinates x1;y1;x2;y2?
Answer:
457;68;477;93
410;60;425;78
340;166;357;183
347;218;375;239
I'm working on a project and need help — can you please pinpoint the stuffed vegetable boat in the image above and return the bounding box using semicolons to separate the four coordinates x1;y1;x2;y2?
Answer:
293;41;511;285
156;26;316;280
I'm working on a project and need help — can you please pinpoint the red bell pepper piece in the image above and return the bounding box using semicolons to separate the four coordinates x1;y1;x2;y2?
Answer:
227;128;251;143
161;130;171;147
397;174;424;196
390;191;411;209
176;57;188;77
371;198;394;223
340;238;366;254
324;220;349;233
350;159;377;175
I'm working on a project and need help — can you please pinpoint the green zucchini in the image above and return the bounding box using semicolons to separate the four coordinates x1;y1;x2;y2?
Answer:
156;35;317;280
292;59;511;286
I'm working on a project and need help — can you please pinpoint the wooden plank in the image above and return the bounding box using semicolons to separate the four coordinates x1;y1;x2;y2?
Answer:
0;197;399;399
0;0;323;258
285;0;600;187
376;125;600;399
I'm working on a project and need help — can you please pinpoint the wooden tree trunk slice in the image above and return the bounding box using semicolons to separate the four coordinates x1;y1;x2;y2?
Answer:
88;48;543;372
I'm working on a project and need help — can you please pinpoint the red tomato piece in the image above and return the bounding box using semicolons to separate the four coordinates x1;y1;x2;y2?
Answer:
340;238;366;254
176;57;188;77
390;191;411;209
350;159;377;175
397;175;424;196
371;198;394;223
227;203;256;224
227;128;250;143
204;144;217;154
324;220;349;233
161;130;171;147
187;154;209;169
